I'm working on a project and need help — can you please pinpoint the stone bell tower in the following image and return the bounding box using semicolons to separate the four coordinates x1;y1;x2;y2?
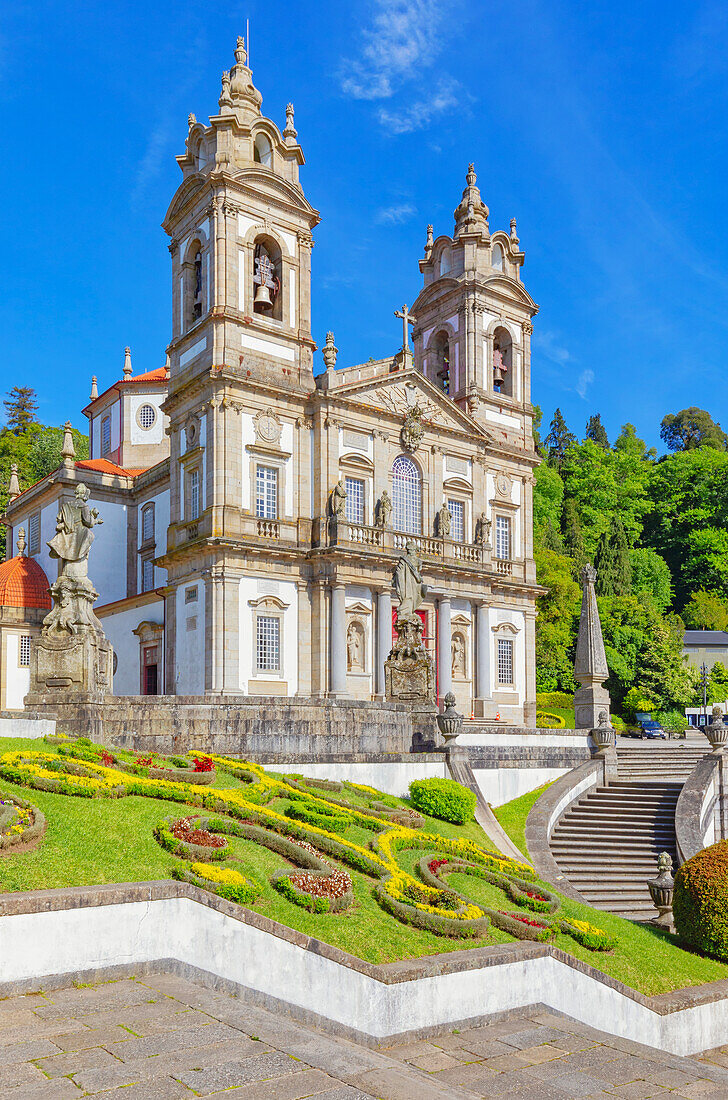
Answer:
163;35;321;394
410;165;538;444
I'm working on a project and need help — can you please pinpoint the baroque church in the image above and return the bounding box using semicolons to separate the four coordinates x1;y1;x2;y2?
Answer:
1;35;541;724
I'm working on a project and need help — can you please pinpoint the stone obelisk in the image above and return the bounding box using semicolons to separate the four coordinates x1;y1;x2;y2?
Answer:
573;562;611;729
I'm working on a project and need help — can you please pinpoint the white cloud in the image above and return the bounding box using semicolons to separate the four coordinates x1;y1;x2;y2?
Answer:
533;330;571;366
576;368;595;400
375;202;416;224
378;79;460;134
340;0;446;100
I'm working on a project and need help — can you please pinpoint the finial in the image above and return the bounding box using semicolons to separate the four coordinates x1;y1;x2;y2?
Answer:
61;420;76;468
90;375;98;401
510;216;519;245
322;331;338;372
123;347;133;379
235;34;247;66
219;70;232;110
188;113;197;128
164;352;170;375
425;224;434;258
16;526;26;556
284;102;297;142
8;463;20;501
466;163;476;186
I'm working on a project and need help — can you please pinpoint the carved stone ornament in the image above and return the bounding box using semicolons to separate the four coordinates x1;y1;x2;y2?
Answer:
400;403;425;454
254;408;283;446
184;415;200;451
495;472;512;498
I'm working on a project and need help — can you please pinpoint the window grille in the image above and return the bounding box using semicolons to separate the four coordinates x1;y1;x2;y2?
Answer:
344;477;365;524
392;456;421;534
448;499;464;542
101;417;111;455
256;465;278;519
19;636;31;667
256;615;280;671
185;585;198;604
142;559;154;593
497;638;514;685
28;513;40;556
495;515;511;560
142;504;154;543
188;469;199;519
139;404;156;430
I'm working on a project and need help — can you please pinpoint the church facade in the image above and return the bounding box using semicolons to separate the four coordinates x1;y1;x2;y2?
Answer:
2;36;542;724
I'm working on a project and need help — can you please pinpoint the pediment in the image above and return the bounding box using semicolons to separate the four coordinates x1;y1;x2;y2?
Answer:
332;369;492;443
163;176;208;229
482;274;538;311
232;169;320;221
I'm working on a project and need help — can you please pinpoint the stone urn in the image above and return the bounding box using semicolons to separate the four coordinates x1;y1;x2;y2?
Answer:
437;692;463;746
647;852;675;932
591;710;614;752
705;706;728;752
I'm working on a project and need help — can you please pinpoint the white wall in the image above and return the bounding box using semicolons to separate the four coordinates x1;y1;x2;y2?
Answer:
137;488;170;591
88;501;128;604
90;398;121;458
239;577;298;693
128;393;167;447
175;582;205;694
100;600;164;696
4;634;30;710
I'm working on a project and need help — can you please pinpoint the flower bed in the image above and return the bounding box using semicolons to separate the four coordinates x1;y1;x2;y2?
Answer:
153;816;229;862
174;861;261;906
0;794;46;853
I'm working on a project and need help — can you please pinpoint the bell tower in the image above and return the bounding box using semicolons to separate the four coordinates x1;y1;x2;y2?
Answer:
163;35;321;394
411;166;538;441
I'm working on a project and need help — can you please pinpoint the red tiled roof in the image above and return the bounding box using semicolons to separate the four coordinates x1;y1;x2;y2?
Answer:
0;555;51;610
75;459;148;478
128;367;168;383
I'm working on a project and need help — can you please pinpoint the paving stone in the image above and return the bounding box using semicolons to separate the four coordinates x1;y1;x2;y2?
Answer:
42;1024;135;1051
344;1067;472;1099
646;1068;702;1089
3;1080;82;1099
457;1036;518;1059
105;1021;243;1060
499;1027;573;1050
308;1089;376;1099
587;1055;668;1085
558;1046;624;1070
479;1052;533;1072
673;1082;728;1098
35;1045;121;1078
211;1069;358;1099
512;1044;570;1065
96;1080;195;1100
0;1036;62;1064
0;1062;47;1090
609;1083;671;1099
74;1037;273;1092
175;1051;301;1093
404;1050;462;1072
427;1060;499;1087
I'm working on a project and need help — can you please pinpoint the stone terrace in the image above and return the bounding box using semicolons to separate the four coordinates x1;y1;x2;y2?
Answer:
2;975;728;1098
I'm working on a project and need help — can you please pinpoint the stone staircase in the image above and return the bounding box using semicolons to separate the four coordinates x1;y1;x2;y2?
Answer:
548;735;709;920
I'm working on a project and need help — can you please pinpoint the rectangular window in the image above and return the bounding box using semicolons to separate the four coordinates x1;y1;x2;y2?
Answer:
28;512;40;556
344;477;365;524
255;465;278;519
185;585;198;604
18;635;32;667
142;559;154;593
101;416;111;455
256;615;280;671
495;515;511;560
188;469;199;519
448;499;464;542
141;504;155;543
497;638;514;685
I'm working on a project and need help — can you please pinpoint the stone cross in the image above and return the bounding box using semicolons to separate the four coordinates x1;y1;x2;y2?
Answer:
394;304;416;351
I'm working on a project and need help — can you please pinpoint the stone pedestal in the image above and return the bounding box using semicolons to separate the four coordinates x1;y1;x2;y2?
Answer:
384;613;437;751
575;683;611;730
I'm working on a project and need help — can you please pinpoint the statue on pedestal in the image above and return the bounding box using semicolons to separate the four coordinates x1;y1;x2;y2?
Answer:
376;489;392;528
385;541;434;702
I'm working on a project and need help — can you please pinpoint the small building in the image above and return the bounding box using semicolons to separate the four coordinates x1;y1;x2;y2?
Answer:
0;549;51;710
682;630;728;671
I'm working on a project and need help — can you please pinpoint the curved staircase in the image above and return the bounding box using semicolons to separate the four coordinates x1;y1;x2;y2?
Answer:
548;736;709;920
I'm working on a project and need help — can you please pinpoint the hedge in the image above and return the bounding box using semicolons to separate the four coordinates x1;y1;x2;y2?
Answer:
409;777;476;824
674;840;728;961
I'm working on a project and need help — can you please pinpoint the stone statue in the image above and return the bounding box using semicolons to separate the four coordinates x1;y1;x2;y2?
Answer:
376;489;392;528
393;541;428;619
476;511;491;547
330;479;346;517
347;623;361;670
451;633;465;675
47;484;103;581
438;502;451;538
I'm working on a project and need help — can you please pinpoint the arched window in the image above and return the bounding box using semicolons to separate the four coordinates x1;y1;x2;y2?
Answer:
252;235;282;321
439;245;451;277
141;503;155;544
182;238;205;330
492;326;514;397
253;133;272;167
392;455;422;534
431;331;451;394
492;243;504;272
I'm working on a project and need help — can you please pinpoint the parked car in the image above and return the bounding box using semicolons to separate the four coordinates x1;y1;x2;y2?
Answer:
636;719;667;740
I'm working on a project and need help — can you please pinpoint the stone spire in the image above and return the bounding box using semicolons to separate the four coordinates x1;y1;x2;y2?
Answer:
222;34;263;123
8;463;20;501
123;347;133;378
574;562;611;728
453;163;489;239
61;421;76;469
283;103;297;144
90;376;98;401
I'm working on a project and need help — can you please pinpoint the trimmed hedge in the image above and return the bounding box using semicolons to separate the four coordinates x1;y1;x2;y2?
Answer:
674;840;728;961
409;777;476;824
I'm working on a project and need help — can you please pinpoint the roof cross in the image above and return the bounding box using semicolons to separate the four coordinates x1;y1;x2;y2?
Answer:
394;303;416;351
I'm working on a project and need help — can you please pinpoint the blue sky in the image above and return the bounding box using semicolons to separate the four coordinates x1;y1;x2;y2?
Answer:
3;0;728;448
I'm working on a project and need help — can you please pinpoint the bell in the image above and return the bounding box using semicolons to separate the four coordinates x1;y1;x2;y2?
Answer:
254;283;272;310
493;364;504;386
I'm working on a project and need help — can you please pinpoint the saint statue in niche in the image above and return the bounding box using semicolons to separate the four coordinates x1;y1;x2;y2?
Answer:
451;633;465;676
347;622;362;671
330;480;347;516
476;511;491;547
438;501;452;538
376;489;392;528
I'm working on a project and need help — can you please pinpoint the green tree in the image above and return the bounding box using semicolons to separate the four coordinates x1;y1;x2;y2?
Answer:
682;589;728;631
533;461;563;534
542;518;564;553
585;413;609;449
660;407;728;453
560;439;651;556
708;662;728;705
614;422;656;461
3;387;39;434
534;546;580;692
561;496;585;569
544;408;576;468
594;517;632;597
532;403;543;453
26;425;89;483
629;547;673;612
636;613;697;712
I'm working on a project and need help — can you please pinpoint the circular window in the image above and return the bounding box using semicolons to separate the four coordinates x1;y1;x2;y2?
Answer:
137;404;157;430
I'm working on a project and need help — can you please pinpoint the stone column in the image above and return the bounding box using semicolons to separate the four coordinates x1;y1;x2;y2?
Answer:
375;587;392;699
523;608;537;726
475;601;491;716
437;596;452;704
330;584;347;696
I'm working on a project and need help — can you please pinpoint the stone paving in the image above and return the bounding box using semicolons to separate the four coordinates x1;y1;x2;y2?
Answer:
1;974;728;1098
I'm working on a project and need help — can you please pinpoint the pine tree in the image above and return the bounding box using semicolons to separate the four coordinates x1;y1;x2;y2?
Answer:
543;518;564;553
594;517;632;596
561;497;585;568
3;387;39;434
585;413;609;449
544;408;576;467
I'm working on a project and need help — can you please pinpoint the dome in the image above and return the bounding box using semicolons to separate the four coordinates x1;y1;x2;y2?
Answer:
0;555;51;610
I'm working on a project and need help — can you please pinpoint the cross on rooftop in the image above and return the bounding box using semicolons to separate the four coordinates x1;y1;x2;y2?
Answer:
394;303;416;350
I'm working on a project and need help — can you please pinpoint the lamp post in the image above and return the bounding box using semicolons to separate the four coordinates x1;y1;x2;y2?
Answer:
701;662;709;731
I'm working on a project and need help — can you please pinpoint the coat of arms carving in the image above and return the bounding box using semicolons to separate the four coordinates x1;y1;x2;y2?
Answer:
400;403;425;454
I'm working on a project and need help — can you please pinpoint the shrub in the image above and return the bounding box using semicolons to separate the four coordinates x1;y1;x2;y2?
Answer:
656;709;688;735
674;840;728;961
610;714;626;733
536;710;565;729
408;778;476;825
536;691;573;710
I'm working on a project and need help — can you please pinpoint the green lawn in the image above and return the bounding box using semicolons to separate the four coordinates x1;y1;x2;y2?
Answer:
1;736;726;995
